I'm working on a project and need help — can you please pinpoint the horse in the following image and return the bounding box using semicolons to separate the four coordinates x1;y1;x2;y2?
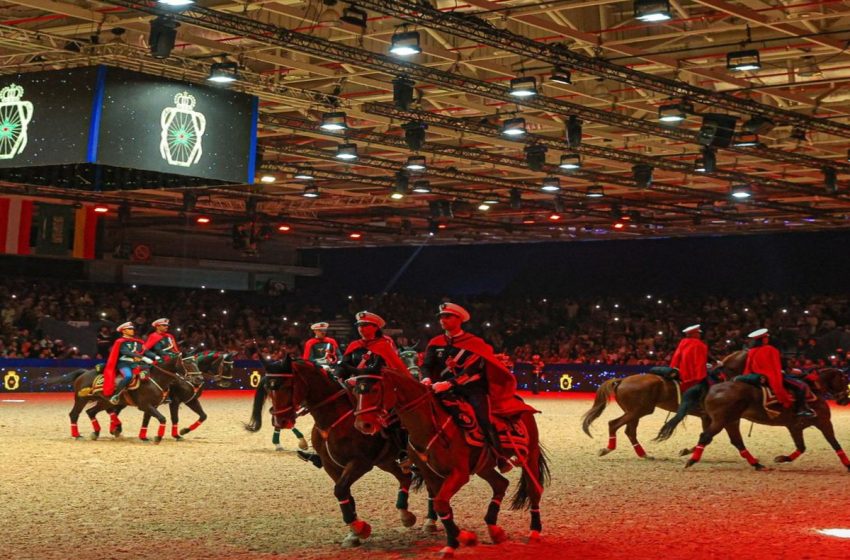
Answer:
63;355;200;442
664;367;850;470
581;350;746;458
399;346;421;379
348;366;550;558
245;356;420;548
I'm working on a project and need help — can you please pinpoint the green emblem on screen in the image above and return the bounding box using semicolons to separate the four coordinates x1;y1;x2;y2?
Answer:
0;84;33;160
160;91;206;167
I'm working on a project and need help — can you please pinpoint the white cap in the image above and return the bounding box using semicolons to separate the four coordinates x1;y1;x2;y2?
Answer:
152;318;170;327
355;311;386;328
311;322;329;331
682;324;701;334
437;302;471;322
748;328;769;338
116;321;135;332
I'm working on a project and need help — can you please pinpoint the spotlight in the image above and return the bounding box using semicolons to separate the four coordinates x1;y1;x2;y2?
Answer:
389;30;421;56
559;153;581;170
798;55;822;78
731;184;752;199
525;144;547;171
260;175;276;183
698;114;738;148
320;111;347;131
339;4;367;28
149;16;179;59
94;205;109;214
658;100;692;124
742;116;775;135
157;0;195;6
824;167;837;194
405;155;426;171
732;133;760;148
550;67;572;85
392;75;415;110
501;117;527;137
727;49;761;72
294;167;314;180
509;76;537;98
521;215;536;224
566;115;582;147
207;62;238;84
335;143;358;160
634;0;672;22
613;221;626;230
277;224;292;233
477;202;491;211
586;185;605;198
349;232;363;239
695;147;716;173
402;121;427;150
303;184;320;198
510;188;522;209
412;180;431;193
541;176;561;192
633;164;653;188
548;212;562;221
196;215;211;224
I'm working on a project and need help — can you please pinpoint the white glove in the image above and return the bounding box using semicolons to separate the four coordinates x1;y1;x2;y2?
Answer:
420;378;432;387
141;356;154;365
432;381;453;393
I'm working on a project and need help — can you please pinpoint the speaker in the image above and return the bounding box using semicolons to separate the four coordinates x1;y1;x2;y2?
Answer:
698;114;737;148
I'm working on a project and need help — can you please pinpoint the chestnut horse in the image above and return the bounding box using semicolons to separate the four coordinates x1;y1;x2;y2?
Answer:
349;367;549;558
245;356;420;548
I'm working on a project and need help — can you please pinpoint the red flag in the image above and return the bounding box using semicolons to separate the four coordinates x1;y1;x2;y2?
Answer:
0;197;34;255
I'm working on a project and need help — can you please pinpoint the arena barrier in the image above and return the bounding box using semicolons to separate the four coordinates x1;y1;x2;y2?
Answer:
0;359;652;394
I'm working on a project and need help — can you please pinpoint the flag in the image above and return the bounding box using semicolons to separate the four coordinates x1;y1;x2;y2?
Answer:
72;205;98;259
35;203;74;256
0;197;34;255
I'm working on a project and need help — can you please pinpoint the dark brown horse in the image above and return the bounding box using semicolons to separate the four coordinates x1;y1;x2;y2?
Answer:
581;350;746;458
349;367;549;558
245;356;419;548
662;367;850;470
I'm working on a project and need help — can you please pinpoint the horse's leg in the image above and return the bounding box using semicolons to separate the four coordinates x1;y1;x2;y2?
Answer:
477;468;510;545
147;405;168;443
813;414;850;471
333;461;374;548
378;458;417;528
685;414;726;468
775;426;806;464
272;428;283;451
292;427;309;450
108;408;123;436
433;468;473;556
139;412;152;441
69;397;86;439
680;415;711;457
624;419;649;459
601;410;645;457
179;398;207;436
169;399;182;440
423;487;439;533
724;419;767;471
86;403;103;440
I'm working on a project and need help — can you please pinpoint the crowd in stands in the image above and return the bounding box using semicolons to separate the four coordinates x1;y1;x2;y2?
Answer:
2;276;850;370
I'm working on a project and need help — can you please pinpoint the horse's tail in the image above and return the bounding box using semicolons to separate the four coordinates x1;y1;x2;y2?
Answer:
46;368;89;386
510;445;551;511
655;383;705;442
244;382;267;432
581;379;620;437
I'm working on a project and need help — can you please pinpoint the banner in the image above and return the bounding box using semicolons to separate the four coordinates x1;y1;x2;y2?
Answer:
72;205;97;259
0;197;33;255
34;203;74;256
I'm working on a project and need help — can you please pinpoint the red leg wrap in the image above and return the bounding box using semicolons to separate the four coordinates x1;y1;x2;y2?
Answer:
91;419;101;432
837;450;850;467
188;420;203;431
607;436;616;450
157;424;166;439
71;424;80;438
691;444;705;462
787;449;802;461
172;425;179;438
139;426;148;439
632;443;647;458
740;449;759;466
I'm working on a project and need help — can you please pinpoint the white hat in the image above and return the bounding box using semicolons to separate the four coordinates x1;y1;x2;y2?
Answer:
311;322;329;331
437;302;471;322
152;318;170;327
355;311;385;328
748;328;769;338
682;324;701;334
116;321;135;332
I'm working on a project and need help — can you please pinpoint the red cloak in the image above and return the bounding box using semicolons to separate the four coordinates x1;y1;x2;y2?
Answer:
103;336;145;396
303;337;340;361
143;332;180;353
669;338;708;388
744;345;792;406
344;336;410;375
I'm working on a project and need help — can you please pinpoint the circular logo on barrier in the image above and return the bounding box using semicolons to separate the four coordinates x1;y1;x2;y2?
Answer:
132;244;152;262
249;370;262;388
4;370;21;391
559;374;573;391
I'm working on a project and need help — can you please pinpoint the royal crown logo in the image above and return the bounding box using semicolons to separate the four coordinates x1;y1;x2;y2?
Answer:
0;83;34;160
160;91;206;167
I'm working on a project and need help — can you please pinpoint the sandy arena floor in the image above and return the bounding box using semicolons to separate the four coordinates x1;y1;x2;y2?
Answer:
3;391;850;560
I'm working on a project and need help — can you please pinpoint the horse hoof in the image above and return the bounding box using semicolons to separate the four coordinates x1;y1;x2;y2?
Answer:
438;546;455;558
458;530;478;547
153;436;163;444
73;436;83;441
642;455;654;461
527;530;542;543
89;432;99;440
139;437;149;443
753;463;770;472
274;444;284;452
684;459;697;469
350;520;372;540
341;534;361;548
297;437;309;450
598;448;613;457
173;435;184;441
679;448;694;457
179;428;191;436
423;518;439;533
400;509;417;528
488;525;508;544
774;455;791;463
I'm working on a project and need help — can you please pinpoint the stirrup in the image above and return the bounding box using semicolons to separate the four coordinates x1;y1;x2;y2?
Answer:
796;407;816;418
109;393;122;405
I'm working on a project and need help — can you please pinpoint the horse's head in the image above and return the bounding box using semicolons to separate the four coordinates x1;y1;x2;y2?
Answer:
815;368;850;405
212;352;236;387
263;355;307;430
398;349;421;379
178;354;202;376
349;371;397;436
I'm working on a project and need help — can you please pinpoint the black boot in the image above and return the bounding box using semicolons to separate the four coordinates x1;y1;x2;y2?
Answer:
794;398;816;418
297;450;323;468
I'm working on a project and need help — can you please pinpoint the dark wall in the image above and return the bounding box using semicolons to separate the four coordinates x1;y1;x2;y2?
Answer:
300;231;849;297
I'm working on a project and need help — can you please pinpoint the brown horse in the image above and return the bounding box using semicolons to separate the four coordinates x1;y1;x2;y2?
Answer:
349;367;549;558
245;356;419;548
665;367;850;470
581;351;746;458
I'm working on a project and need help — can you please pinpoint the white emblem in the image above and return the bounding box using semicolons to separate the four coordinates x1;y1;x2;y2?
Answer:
160;91;206;167
0;84;33;160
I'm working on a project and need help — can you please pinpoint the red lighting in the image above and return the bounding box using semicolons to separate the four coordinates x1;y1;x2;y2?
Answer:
349;232;363;239
196;216;211;224
548;213;561;221
277;224;292;233
93;205;109;214
613;221;625;229
437;223;448;229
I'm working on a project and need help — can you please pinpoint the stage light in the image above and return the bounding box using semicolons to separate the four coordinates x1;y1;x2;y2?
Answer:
510;188;521;210
391;171;408;199
260;175;276;183
149;16;179;59
566;115;582;147
294;167;314;180
634;0;672;22
402;121;427;151
412;180;431;193
477;202;491;211
509;76;537;98
732;133;760;148
303;184;320;198
742;116;775;135
405;155;426;171
393;75;415;110
613;221;625;230
339;4;367;28
658;100;692;124
482;192;500;205
196;215;211;224
698;113;738;148
390;30;421;56
501;117;527;137
157;0;195;7
335;143;358;160
695;147;716;173
586;185;605;198
320;111;347;131
550;67;572;85
522;215;535;224
349;232;363;239
731;184;752;199
277;224;292;233
559;153;581;170
525;144;547;171
93;205;109;213
541;176;561;192
207;62;238;84
727;49;761;72
633;164;653;188
548;212;561;221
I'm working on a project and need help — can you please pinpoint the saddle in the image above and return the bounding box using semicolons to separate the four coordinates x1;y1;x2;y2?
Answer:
77;371;144;398
437;396;533;464
733;374;817;419
648;366;680;382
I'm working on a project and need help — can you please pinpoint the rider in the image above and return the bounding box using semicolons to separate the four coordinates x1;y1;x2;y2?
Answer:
744;328;815;418
302;322;341;369
420;302;518;473
670;324;708;391
104;321;159;405
143;318;181;362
